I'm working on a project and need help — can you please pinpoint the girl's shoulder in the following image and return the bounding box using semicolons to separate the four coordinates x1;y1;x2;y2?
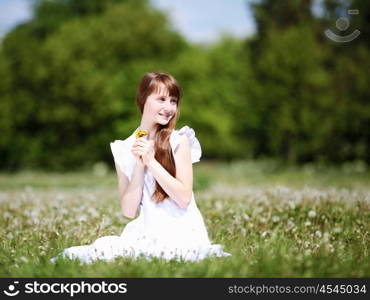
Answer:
170;125;202;164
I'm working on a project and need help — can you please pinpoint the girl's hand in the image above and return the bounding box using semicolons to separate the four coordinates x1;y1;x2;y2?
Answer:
131;137;145;167
131;151;145;168
131;137;155;166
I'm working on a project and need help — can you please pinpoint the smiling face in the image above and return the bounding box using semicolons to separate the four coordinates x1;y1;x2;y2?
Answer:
143;84;178;126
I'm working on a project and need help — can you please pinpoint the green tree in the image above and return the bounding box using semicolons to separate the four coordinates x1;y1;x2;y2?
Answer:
170;36;256;159
318;0;370;162
0;0;187;170
252;26;333;163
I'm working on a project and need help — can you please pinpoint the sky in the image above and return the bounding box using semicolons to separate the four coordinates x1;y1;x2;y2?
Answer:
0;0;256;44
149;0;256;43
0;0;33;37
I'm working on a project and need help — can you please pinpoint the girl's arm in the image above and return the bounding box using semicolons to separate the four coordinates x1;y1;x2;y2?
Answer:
146;134;193;209
115;162;145;218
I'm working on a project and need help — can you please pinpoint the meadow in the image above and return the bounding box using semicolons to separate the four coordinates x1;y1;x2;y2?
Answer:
0;160;369;277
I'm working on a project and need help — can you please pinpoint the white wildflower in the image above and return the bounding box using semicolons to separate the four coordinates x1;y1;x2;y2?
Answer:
272;215;280;223
333;227;342;233
19;256;28;263
259;217;267;223
308;210;316;218
287;220;295;227
261;231;270;238
242;213;250;221
78;215;88;222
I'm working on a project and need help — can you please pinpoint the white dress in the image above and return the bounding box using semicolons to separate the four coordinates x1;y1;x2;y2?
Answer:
51;125;231;263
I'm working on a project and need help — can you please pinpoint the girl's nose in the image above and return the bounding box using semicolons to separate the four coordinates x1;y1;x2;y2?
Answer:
164;102;173;112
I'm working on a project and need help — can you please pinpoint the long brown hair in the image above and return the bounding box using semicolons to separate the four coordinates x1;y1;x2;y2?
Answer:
136;72;182;204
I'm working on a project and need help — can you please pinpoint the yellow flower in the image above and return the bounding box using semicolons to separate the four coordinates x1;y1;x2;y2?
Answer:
210;209;218;217
135;129;148;139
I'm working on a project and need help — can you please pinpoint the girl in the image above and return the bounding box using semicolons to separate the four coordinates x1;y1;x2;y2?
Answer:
51;72;231;263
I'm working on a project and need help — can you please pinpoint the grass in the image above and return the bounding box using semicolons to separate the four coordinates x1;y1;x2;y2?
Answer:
0;159;369;277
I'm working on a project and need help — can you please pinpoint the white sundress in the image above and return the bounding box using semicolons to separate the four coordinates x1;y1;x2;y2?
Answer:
51;125;231;263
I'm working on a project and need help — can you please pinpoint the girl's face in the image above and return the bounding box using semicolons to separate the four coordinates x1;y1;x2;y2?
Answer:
143;85;178;126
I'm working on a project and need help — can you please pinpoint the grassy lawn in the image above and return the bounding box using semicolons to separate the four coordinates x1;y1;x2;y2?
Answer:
0;160;369;277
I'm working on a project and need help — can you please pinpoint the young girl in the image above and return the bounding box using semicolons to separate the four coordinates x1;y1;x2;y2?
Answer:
51;72;231;263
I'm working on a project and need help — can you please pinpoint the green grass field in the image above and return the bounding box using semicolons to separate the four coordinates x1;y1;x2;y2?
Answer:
0;160;369;277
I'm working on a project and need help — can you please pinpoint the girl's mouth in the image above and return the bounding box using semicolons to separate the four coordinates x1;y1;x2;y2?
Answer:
159;113;171;119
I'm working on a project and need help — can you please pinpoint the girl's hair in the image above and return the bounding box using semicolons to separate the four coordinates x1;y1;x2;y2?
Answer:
136;72;182;204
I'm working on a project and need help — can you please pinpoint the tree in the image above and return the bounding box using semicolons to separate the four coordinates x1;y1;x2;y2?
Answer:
0;0;188;170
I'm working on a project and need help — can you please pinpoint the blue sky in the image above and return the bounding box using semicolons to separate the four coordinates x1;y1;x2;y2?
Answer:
0;0;256;43
0;0;33;37
150;0;255;43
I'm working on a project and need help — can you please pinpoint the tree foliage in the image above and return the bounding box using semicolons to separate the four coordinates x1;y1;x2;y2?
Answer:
0;0;369;170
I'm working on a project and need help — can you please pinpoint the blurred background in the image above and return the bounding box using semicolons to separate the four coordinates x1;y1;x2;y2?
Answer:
0;0;369;172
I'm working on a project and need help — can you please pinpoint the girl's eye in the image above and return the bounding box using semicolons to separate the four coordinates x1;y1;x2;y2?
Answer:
158;97;177;104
